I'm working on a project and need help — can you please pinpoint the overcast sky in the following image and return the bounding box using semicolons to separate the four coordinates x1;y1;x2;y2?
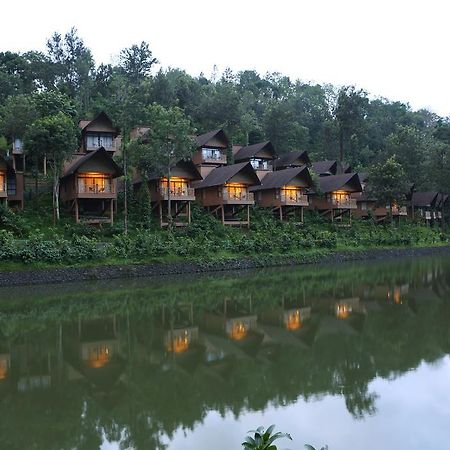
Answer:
2;0;449;116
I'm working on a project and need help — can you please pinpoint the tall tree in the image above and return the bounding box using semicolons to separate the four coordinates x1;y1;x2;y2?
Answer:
23;113;78;222
118;42;158;83
334;86;368;164
128;105;196;227
367;156;409;222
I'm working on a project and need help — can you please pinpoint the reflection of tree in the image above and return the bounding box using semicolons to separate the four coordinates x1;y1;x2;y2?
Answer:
0;256;449;447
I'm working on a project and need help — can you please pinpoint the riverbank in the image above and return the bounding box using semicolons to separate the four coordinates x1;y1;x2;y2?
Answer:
1;244;449;287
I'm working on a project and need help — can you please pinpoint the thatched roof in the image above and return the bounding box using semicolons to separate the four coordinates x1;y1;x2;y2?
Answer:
312;160;338;176
234;141;276;162
318;173;362;193
273;151;310;169
195;162;260;189
195;129;229;148
250;166;312;191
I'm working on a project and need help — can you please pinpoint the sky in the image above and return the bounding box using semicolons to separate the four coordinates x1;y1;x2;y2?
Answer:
2;0;450;116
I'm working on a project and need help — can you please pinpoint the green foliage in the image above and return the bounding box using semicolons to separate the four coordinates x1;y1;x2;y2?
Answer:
367;155;409;209
304;445;328;450
242;425;292;450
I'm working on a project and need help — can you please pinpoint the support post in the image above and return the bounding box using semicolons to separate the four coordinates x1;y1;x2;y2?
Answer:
110;199;114;225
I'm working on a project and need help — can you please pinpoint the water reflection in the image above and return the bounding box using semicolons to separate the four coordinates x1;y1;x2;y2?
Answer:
0;255;449;449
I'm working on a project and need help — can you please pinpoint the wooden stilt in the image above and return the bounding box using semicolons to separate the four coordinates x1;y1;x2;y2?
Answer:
188;201;191;224
221;205;225;225
159;202;163;227
75;199;79;223
247;205;250;228
279;206;283;221
110;199;114;225
301;207;304;223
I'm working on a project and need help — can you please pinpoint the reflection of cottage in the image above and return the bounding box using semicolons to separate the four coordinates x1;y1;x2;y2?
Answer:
335;297;363;319
200;299;264;358
0;353;10;381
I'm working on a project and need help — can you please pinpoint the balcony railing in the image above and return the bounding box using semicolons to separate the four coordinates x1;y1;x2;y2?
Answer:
222;190;254;204
86;143;115;152
280;193;309;206
331;197;357;209
388;205;407;216
159;186;195;200
0;181;6;196
77;183;114;194
202;153;227;164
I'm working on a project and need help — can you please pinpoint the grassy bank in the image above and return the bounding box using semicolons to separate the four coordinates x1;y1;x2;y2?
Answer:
1;202;449;273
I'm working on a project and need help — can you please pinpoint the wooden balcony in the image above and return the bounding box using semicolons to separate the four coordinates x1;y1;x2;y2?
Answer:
389;206;407;216
86;144;116;152
159;186;196;201
222;190;254;205
77;182;115;198
280;193;309;206
202;154;227;164
331;197;357;209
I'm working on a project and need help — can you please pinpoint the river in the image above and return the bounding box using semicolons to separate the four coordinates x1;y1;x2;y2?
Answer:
0;255;449;450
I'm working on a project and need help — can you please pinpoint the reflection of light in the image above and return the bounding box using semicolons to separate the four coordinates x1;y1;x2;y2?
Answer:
229;322;248;341
335;304;351;319
0;357;9;380
167;330;190;353
285;310;302;330
393;287;402;304
87;345;111;369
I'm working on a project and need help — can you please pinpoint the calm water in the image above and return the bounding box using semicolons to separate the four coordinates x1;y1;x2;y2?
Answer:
0;256;449;450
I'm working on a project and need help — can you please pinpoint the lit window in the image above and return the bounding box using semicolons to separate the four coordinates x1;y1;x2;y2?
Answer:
86;133;113;149
281;186;303;202
160;177;189;196
202;148;222;160
78;173;112;194
0;172;5;192
225;183;248;200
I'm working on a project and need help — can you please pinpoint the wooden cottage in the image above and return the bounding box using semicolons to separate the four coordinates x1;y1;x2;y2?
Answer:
194;162;260;226
60;148;122;224
411;191;448;224
78;111;120;154
0;154;24;209
353;173;388;221
309;173;362;223
135;160;202;227
192;129;229;179
250;166;312;221
233;141;277;181
272;150;311;170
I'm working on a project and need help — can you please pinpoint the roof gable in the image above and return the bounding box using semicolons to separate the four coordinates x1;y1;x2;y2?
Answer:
79;111;118;136
196;162;260;189
61;147;123;179
234;141;276;162
251;166;312;191
319;173;362;193
195;129;229;148
312;160;338;176
411;191;439;207
273;151;310;169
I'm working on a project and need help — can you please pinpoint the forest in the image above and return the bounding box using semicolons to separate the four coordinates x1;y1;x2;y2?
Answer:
1;27;450;194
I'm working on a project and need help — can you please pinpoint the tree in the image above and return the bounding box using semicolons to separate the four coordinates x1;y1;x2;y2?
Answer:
367;156;409;222
118;42;158;83
23;113;78;223
128;105;196;227
334;86;368;164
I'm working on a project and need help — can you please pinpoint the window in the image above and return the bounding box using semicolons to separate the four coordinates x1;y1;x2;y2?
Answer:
330;191;350;205
0;172;5;192
225;183;248;200
281;186;303;202
7;177;16;195
78;173;112;193
86;133;113;149
160;177;189;196
250;158;269;170
14;138;23;151
202;147;222;160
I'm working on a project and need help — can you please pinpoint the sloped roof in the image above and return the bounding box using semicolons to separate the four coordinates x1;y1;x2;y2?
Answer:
319;173;362;193
0;155;14;173
78;111;118;136
312;160;338;176
196;162;260;189
195;129;229;148
437;193;449;207
147;159;203;181
273;151;310;169
411;192;439;207
61;147;123;179
250;166;312;191
234;141;276;161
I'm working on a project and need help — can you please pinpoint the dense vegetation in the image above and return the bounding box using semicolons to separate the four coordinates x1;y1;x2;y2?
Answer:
0;201;448;268
1;28;450;194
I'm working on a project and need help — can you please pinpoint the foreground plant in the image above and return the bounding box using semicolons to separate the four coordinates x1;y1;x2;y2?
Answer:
242;425;292;450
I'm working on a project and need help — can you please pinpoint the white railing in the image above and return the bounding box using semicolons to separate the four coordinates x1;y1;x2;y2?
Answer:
78;183;114;194
388;205;408;216
331;197;357;208
280;193;308;205
160;186;195;199
222;190;254;202
202;153;227;164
